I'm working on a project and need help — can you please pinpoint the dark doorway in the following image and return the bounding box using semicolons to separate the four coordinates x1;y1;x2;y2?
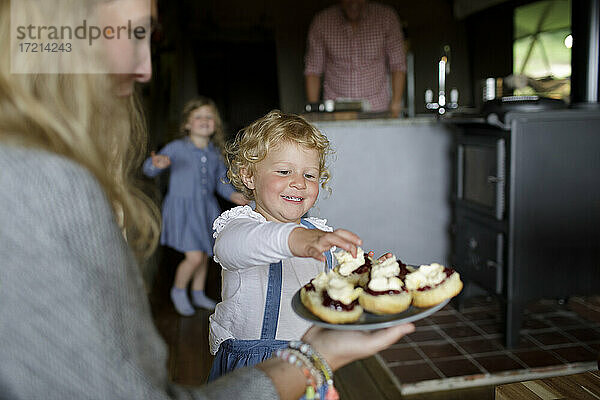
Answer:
193;38;280;139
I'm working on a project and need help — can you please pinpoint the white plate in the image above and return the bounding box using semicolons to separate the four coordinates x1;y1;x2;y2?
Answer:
291;290;450;331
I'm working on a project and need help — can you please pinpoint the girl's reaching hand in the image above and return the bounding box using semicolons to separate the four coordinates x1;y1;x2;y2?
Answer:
288;227;362;262
151;151;171;169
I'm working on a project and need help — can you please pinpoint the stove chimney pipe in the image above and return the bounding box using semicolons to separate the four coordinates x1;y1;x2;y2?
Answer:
571;0;600;105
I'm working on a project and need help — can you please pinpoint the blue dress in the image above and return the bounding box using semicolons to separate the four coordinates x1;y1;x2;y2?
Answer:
143;138;235;254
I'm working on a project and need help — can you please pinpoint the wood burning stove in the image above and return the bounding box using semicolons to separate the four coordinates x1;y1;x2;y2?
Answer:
447;109;600;347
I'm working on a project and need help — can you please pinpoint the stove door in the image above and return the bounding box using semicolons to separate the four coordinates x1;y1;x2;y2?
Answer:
455;214;504;295
457;136;505;220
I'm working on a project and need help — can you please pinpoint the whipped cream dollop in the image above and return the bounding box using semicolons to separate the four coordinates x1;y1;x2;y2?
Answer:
334;247;365;276
371;256;400;279
310;271;331;291
404;263;447;290
368;276;403;292
326;275;363;304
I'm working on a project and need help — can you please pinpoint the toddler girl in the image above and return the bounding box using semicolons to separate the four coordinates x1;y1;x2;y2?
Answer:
208;110;362;381
143;97;247;316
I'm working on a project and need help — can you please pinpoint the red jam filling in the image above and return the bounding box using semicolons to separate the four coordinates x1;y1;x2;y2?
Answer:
416;268;455;291
364;287;408;296
304;282;316;292
397;262;411;280
322;291;358;311
353;254;371;274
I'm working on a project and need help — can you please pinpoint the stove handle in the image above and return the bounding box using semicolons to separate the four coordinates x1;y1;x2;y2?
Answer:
495;139;506;220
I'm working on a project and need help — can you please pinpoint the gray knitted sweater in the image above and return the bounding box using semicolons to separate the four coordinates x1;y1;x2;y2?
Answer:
0;144;279;400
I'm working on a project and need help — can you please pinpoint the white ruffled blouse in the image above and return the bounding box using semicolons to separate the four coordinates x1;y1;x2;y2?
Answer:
208;206;333;354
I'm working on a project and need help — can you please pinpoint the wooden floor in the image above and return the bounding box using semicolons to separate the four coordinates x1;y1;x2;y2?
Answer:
148;248;496;399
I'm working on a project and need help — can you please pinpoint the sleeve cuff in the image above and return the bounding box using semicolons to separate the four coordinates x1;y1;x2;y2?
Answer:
304;69;323;76
389;64;407;73
281;222;304;258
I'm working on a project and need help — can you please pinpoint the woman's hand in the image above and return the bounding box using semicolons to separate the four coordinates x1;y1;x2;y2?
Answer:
288;227;362;262
257;323;414;400
302;324;415;371
150;151;171;169
230;192;249;206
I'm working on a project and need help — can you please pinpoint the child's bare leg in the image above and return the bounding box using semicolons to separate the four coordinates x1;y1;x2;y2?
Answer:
191;253;216;310
170;251;203;316
190;252;208;291
174;251;204;289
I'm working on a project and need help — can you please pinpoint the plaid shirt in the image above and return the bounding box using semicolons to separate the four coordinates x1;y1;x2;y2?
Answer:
304;2;406;112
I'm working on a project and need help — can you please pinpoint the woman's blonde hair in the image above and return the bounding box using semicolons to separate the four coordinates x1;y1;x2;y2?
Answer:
0;0;160;260
179;96;226;153
226;110;332;200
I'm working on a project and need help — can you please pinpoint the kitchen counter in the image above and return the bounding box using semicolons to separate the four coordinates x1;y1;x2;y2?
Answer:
302;112;437;124
307;117;453;265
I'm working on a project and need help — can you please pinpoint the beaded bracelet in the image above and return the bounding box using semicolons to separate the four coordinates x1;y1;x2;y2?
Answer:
289;341;339;400
275;348;323;399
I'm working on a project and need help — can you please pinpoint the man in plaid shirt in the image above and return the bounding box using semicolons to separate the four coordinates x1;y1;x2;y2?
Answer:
304;0;407;116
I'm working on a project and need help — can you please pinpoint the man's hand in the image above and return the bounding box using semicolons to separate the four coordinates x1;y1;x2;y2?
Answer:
389;101;403;118
390;70;406;118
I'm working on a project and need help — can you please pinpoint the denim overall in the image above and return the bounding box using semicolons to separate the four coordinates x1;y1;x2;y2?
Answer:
208;219;333;395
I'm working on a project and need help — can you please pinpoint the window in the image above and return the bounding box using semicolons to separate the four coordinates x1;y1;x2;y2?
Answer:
513;0;571;100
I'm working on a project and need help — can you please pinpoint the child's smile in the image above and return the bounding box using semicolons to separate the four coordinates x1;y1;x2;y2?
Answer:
186;105;215;142
243;141;320;224
281;195;303;202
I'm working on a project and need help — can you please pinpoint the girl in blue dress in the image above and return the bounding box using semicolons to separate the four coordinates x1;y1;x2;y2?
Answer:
143;97;247;316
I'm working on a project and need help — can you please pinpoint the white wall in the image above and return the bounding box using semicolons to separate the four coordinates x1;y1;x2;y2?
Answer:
308;118;453;266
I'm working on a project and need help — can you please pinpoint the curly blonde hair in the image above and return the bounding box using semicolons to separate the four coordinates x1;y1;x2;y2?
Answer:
226;110;332;200
179;97;226;153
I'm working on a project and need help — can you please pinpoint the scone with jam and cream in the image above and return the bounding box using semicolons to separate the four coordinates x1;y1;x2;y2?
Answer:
359;256;412;314
300;271;363;324
404;263;463;307
333;247;371;287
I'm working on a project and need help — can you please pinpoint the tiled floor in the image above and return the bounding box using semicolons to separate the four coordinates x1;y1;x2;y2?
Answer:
379;295;600;395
